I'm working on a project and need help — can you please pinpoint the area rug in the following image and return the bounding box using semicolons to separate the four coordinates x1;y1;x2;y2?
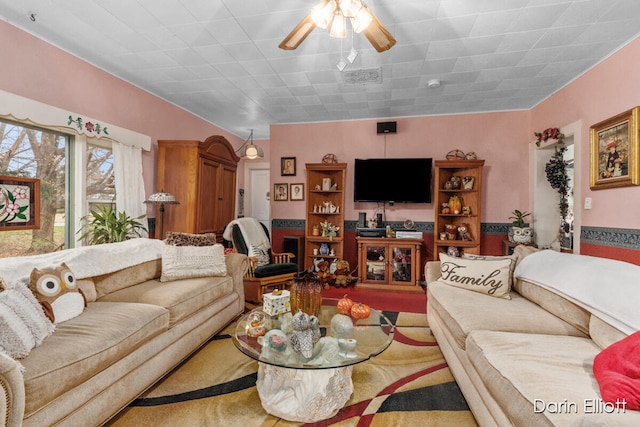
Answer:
106;311;476;427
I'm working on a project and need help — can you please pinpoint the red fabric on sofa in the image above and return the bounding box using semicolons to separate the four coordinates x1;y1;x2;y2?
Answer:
593;330;640;410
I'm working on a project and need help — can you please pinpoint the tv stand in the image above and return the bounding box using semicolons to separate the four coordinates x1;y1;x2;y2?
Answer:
356;237;423;292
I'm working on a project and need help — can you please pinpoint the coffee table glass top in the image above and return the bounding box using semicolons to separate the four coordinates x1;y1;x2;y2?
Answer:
232;298;395;369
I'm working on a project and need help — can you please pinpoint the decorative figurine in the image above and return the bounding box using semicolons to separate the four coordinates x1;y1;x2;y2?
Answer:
290;310;320;358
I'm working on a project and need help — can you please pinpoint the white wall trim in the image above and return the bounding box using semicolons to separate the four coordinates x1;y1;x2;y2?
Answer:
0;89;151;150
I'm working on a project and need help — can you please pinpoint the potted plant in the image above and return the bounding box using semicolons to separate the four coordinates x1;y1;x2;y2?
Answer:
77;205;147;245
508;209;533;244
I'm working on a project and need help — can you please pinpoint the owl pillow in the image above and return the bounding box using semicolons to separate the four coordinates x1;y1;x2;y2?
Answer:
29;263;87;324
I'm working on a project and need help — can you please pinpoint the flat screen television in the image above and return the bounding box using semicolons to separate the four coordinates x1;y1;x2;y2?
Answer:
354;158;432;204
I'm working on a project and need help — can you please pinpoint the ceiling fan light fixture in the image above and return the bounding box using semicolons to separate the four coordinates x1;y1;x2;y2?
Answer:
311;0;336;29
339;0;362;18
329;10;347;38
279;0;394;52
350;7;373;33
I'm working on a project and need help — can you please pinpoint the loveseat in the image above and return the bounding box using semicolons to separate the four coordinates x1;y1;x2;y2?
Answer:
0;237;248;427
426;245;640;426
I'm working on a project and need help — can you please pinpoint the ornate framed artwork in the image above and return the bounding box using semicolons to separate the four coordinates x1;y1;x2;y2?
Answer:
281;157;296;176
590;107;640;190
0;176;41;230
290;183;304;201
274;183;288;201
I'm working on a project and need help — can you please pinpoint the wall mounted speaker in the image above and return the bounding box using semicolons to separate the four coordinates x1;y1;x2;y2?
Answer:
377;121;397;134
376;213;383;226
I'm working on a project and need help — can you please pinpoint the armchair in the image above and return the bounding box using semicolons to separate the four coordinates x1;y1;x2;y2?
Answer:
224;218;298;303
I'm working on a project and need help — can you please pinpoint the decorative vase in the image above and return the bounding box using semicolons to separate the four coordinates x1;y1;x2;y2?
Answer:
290;272;322;317
319;242;330;256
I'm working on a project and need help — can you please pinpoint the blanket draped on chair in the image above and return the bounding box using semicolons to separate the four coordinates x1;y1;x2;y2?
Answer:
223;218;271;250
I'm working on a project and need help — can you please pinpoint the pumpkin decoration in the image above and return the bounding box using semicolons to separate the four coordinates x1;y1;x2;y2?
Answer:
337;295;353;315
350;302;371;320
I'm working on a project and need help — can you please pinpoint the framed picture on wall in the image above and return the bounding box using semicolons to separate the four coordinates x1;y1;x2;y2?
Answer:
290;183;304;201
281;157;296;176
0;176;41;230
590;106;640;190
274;183;288;201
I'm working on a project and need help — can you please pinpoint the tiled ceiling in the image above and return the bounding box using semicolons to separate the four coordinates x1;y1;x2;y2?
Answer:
1;0;640;140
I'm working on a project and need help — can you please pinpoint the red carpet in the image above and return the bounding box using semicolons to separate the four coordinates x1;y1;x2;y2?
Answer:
322;284;427;313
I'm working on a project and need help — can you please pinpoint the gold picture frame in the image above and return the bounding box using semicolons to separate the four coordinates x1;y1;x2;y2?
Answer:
274;183;288;201
0;176;41;230
590;106;640;190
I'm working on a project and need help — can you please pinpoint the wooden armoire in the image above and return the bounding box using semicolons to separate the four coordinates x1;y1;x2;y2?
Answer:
156;135;239;241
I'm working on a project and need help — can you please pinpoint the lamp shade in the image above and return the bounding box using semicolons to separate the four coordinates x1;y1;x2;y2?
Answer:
144;191;180;205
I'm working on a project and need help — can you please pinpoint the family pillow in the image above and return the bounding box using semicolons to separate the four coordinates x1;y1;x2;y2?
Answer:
438;253;513;299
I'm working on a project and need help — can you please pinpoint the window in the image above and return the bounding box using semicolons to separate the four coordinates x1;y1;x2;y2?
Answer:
0;119;114;257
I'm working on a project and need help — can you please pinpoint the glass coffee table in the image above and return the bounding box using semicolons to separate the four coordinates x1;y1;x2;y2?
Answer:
232;298;395;423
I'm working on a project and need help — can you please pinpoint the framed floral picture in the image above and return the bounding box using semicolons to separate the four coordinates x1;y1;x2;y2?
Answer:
290;183;304;201
274;183;288;201
590;107;640;190
0;176;41;230
281;157;296;176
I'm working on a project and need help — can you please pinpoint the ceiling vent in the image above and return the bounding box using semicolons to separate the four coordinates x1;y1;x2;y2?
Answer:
342;67;383;85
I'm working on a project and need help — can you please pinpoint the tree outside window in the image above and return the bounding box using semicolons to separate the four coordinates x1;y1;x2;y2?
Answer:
0;119;114;257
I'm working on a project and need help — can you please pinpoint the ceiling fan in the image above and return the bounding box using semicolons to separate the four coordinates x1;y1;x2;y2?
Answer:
279;0;396;53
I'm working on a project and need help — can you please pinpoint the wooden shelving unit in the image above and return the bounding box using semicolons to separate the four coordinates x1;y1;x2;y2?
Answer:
433;159;485;259
304;163;347;270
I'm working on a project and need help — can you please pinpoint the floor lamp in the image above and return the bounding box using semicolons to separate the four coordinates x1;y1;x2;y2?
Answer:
144;191;179;239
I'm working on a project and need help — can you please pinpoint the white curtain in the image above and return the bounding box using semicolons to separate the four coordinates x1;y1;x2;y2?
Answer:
113;143;149;237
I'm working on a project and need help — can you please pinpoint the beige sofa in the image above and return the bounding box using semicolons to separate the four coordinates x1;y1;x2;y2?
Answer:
0;238;247;427
426;245;640;426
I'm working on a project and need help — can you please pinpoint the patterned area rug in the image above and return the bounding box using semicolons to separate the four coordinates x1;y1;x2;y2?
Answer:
106;312;477;427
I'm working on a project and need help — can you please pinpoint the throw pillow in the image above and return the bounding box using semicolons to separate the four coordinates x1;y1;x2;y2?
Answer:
29;263;87;324
593;330;640;411
165;231;217;247
463;253;517;287
248;243;270;267
0;284;55;359
160;243;227;282
438;253;513;299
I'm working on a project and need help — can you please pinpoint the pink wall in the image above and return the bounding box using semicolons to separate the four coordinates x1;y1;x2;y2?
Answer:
530;37;640;231
270;111;530;225
0;20;246;218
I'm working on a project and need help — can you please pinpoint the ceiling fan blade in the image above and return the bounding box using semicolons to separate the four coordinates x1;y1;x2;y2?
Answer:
279;13;317;50
361;7;396;52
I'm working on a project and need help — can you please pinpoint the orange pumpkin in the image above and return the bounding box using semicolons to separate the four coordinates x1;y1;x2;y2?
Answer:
337;295;353;315
350;302;371;319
